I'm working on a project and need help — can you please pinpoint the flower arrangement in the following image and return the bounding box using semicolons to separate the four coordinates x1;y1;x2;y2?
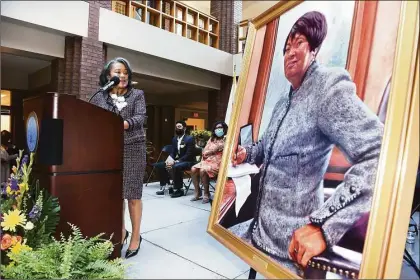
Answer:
190;129;212;140
0;151;59;259
1;151;127;279
191;129;212;147
2;224;126;279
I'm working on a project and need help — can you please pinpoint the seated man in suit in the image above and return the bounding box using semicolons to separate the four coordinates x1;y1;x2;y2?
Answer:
156;120;196;198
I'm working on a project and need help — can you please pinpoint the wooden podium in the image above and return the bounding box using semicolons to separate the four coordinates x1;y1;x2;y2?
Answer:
23;92;124;258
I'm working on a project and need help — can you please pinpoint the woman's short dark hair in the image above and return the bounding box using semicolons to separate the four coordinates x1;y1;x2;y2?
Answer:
283;11;328;55
211;121;228;139
99;57;133;89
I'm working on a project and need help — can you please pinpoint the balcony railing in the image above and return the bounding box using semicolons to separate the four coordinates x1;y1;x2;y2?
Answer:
112;0;219;49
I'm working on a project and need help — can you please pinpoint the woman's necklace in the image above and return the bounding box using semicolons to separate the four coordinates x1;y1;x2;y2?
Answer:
109;92;128;111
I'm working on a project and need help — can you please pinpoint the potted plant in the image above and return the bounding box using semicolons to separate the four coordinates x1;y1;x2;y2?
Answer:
190;129;211;147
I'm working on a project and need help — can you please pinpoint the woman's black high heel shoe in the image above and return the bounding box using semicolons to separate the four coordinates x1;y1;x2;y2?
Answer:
125;235;142;259
123;230;129;244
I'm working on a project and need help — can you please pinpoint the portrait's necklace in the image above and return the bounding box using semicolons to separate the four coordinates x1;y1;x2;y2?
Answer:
109;93;128;111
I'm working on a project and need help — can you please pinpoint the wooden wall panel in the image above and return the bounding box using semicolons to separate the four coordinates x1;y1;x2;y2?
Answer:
248;18;279;141
346;1;379;100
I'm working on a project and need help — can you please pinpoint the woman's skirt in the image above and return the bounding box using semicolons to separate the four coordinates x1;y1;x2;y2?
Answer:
192;159;219;178
123;142;146;200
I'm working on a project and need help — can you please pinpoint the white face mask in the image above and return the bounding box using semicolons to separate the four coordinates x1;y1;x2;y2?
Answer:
215;128;224;137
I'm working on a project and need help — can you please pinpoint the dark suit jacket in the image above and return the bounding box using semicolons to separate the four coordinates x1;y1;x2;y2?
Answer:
170;135;195;162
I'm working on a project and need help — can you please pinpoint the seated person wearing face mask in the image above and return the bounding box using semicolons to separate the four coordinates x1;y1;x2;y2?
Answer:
190;121;228;204
156;120;196;198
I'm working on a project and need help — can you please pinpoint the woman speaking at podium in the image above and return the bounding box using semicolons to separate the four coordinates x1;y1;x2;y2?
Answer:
90;57;146;259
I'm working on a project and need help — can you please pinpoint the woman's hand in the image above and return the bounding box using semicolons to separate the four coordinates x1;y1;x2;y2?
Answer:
288;224;327;268
124;121;129;130
231;145;247;166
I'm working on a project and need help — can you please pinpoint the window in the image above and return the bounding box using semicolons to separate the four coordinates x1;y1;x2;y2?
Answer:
199;18;205;29
113;1;126;15
163;2;171;14
163;18;171;31
198;31;206;43
187;12;194;24
1;90;12;132
176;7;184;20
135;7;144;21
1;115;11;132
176;23;183;36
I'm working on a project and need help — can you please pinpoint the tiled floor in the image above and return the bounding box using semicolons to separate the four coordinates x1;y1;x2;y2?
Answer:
121;181;419;279
122;181;255;279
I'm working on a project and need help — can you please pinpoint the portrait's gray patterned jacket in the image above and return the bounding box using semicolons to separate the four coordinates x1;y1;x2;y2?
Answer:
230;61;384;263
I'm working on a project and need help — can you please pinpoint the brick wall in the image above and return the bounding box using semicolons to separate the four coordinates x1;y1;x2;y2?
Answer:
52;1;111;100
208;1;241;127
208;75;233;127
210;1;242;54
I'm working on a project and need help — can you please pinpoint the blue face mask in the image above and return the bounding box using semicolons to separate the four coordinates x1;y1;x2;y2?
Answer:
215;128;224;137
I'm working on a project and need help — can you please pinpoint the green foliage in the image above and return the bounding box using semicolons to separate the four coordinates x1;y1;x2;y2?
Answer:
2;224;127;279
23;181;61;249
1;152;127;279
190;129;212;140
1;152;60;253
0;198;14;215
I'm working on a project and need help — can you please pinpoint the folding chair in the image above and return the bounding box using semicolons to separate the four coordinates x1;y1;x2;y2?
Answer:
208;179;217;206
145;144;173;187
209;178;216;193
183;146;203;195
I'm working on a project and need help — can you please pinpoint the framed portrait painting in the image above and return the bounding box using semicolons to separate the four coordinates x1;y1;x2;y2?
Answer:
208;1;419;279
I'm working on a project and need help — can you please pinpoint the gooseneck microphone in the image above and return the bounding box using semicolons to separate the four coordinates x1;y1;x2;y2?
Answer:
88;76;120;102
101;76;120;91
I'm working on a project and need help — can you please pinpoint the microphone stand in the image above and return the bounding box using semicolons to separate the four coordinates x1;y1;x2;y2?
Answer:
89;88;120;117
88;88;103;103
89;77;120;103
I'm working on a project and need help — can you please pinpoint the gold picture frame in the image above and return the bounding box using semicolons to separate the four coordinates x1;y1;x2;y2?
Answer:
207;1;419;279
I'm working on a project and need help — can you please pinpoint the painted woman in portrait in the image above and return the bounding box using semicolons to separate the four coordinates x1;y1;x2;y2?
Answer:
230;11;384;274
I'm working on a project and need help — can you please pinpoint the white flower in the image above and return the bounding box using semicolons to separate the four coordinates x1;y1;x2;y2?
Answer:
109;94;127;111
115;102;128;111
24;221;34;230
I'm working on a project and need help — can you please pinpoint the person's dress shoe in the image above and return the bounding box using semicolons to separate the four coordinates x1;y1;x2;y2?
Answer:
156;186;173;195
170;189;184;198
125;235;142;259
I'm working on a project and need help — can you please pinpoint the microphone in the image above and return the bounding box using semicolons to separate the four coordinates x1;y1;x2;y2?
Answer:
101;76;120;91
88;76;120;103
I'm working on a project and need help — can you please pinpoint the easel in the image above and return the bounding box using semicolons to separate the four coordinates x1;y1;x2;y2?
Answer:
248;268;257;279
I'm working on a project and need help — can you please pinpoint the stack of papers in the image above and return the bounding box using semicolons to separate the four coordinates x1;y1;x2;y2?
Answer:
166;155;175;165
227;163;260;178
227;163;260;216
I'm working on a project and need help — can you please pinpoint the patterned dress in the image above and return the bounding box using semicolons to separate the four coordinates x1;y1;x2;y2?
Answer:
192;137;225;178
90;88;147;200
